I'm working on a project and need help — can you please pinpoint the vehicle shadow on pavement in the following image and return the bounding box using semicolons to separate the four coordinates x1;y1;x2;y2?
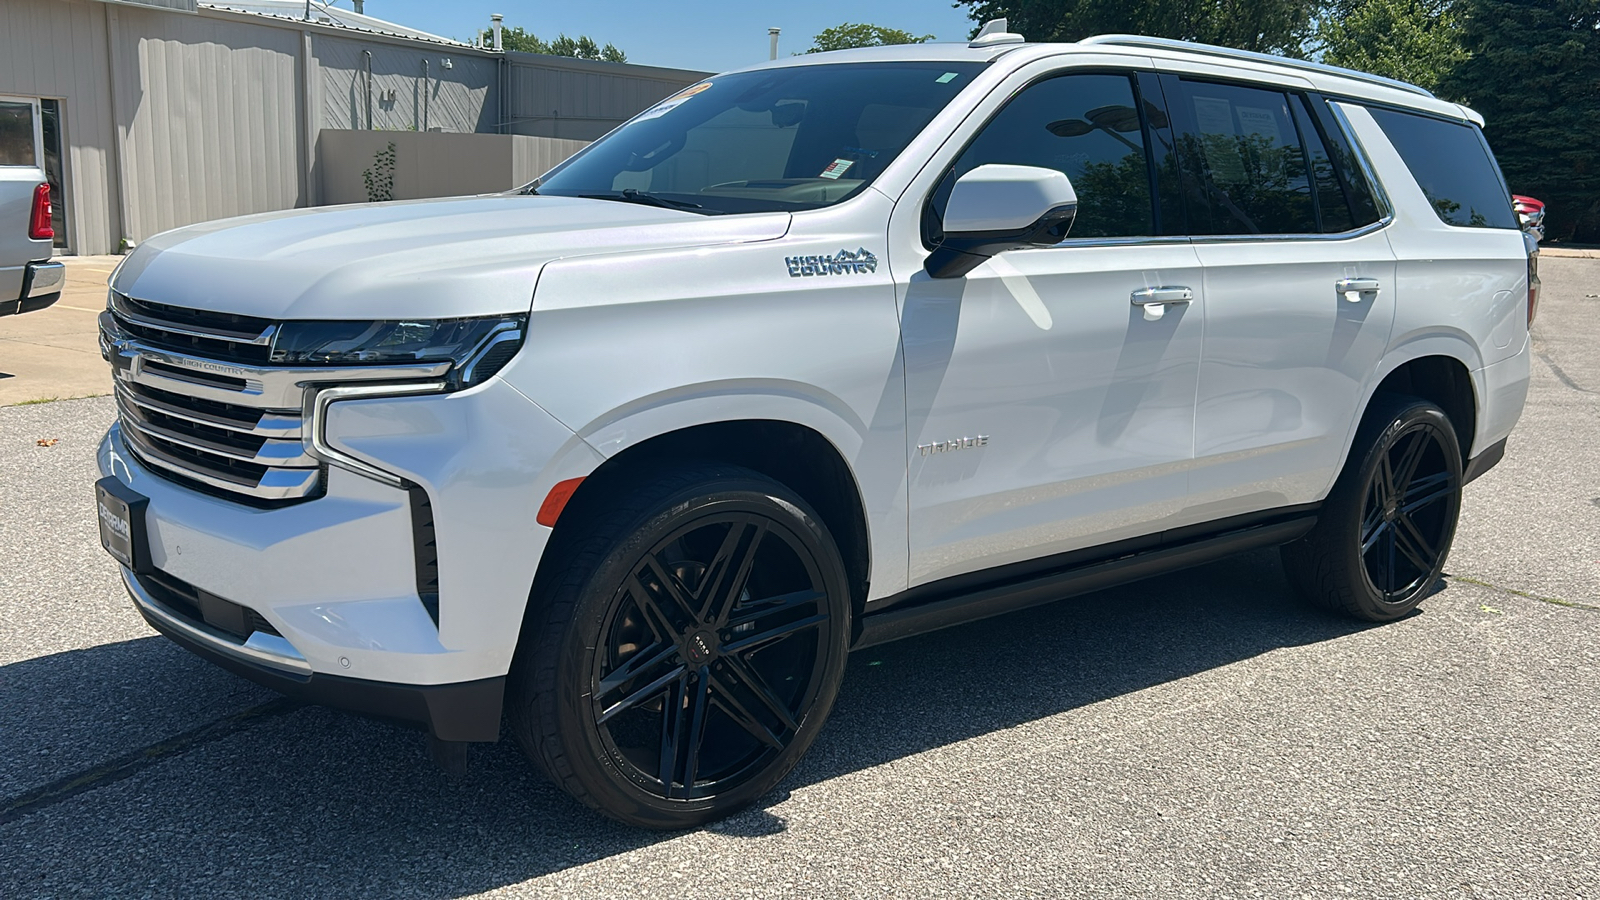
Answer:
0;547;1379;896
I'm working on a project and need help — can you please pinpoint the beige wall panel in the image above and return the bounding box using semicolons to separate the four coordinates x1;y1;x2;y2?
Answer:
506;56;702;141
114;6;302;241
317;37;496;135
318;130;587;205
0;0;119;254
510;135;588;186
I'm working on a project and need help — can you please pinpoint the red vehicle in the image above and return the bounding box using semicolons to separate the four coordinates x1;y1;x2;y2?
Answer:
1514;194;1545;241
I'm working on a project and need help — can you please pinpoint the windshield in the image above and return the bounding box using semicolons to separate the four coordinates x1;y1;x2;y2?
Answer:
528;62;986;215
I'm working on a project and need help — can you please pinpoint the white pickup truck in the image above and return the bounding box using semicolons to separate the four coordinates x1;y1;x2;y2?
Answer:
95;25;1533;828
0;97;63;317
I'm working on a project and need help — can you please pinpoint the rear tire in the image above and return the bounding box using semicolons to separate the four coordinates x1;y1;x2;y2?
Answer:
509;464;851;829
1282;395;1463;622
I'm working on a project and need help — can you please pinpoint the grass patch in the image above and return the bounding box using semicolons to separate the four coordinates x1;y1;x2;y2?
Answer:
1451;574;1600;612
4;392;109;407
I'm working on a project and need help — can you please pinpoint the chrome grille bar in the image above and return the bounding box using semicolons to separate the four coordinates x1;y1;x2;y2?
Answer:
100;306;450;504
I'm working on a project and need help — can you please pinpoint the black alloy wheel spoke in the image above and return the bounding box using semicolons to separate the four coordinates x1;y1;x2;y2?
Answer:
679;668;713;792
1391;513;1439;572
596;641;679;701
1401;470;1454;515
629;569;693;643
696;520;767;625
1383;528;1399;593
723;612;828;655
720;656;801;733
600;662;688;725
1390;431;1430;495
657;675;689;797
708;673;787;750
1361;518;1391;555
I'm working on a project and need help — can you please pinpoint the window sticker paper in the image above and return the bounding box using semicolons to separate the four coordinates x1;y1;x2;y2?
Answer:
635;81;714;121
1235;107;1283;146
820;158;855;180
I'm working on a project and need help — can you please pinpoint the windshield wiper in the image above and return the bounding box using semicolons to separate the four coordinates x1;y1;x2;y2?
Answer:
578;189;706;212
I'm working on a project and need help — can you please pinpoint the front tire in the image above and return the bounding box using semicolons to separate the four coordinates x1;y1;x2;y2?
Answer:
509;465;851;829
1282;395;1464;622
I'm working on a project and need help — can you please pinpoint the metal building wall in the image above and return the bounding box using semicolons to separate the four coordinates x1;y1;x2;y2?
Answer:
113;5;305;242
0;0;120;255
317;36;497;135
506;54;706;141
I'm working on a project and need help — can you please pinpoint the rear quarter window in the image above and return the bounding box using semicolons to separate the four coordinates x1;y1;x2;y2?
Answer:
1366;107;1516;229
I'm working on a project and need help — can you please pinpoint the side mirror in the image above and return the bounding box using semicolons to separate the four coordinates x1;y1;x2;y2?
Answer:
925;164;1078;279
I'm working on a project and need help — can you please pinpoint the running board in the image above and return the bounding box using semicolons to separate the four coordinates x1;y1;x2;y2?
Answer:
852;515;1317;650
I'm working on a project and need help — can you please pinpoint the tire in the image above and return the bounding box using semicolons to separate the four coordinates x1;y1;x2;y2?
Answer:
508;464;852;829
1282;394;1464;622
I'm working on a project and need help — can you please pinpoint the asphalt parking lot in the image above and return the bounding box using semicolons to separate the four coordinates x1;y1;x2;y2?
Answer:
1;259;1597;899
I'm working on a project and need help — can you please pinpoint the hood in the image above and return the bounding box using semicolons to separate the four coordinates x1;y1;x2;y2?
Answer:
112;196;791;320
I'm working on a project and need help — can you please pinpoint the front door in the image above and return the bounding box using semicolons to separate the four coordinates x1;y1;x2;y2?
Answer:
895;70;1204;587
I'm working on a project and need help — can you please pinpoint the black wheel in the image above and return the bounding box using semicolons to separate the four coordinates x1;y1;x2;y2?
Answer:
1282;395;1463;622
509;465;851;829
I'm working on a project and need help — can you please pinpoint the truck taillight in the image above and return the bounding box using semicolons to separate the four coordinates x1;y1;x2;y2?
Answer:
1527;252;1540;326
28;183;53;241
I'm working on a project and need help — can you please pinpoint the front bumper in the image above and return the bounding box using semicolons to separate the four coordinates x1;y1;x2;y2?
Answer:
98;376;603;721
126;563;505;741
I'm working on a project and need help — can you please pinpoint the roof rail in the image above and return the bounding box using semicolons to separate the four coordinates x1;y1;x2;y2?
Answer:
1078;34;1435;99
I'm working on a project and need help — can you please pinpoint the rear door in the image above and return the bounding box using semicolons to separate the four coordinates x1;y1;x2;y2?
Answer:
1159;76;1398;520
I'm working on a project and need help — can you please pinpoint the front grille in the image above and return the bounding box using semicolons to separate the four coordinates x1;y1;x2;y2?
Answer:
105;295;323;503
103;296;454;508
110;293;275;365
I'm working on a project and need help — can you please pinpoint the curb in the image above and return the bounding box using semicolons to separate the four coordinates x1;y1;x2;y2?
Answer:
1539;247;1600;259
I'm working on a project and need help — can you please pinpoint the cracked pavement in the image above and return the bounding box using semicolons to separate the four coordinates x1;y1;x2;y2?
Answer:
1;259;1596;898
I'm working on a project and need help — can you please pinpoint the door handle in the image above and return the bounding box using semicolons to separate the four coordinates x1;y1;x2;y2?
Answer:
1131;286;1192;321
1336;277;1381;301
1131;286;1194;306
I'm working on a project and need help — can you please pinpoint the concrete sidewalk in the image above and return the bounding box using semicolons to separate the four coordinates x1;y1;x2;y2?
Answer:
0;256;119;406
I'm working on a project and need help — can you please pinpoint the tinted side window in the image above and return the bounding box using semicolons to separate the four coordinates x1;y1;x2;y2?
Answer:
1308;98;1382;228
1168;79;1317;235
1291;98;1354;233
1366;107;1516;229
929;73;1155;240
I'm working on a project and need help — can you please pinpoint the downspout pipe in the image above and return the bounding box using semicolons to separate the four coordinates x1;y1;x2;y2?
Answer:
362;49;373;129
421;58;429;132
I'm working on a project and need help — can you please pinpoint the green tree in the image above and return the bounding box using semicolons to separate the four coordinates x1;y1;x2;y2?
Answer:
1440;0;1600;242
493;25;627;63
1316;0;1465;92
955;0;1321;56
807;23;936;52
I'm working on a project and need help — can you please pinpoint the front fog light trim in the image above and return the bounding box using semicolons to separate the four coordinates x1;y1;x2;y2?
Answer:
304;381;448;487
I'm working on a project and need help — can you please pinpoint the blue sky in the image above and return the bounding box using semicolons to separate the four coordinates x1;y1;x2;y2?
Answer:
356;1;981;72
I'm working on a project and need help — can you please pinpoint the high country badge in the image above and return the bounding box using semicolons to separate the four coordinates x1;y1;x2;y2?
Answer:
786;248;878;277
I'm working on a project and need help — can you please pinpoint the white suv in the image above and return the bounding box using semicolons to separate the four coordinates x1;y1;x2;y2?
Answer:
95;25;1534;828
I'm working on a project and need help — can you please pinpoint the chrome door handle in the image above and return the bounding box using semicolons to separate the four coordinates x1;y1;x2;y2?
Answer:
1131;286;1194;306
1336;277;1381;301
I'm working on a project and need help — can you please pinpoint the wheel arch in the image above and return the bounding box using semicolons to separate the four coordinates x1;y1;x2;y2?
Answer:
1361;341;1480;464
540;417;876;628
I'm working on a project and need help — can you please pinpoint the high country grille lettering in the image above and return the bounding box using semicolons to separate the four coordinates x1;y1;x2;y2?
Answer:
786;248;879;278
172;357;251;378
918;435;989;457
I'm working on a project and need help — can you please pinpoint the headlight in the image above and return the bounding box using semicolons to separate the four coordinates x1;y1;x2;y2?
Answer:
270;314;527;388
